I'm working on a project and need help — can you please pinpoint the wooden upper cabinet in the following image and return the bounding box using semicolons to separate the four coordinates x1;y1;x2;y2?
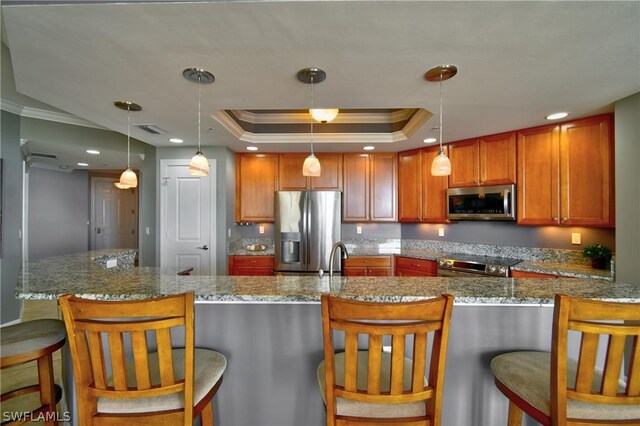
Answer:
235;153;278;222
278;153;342;191
421;146;449;223
479;132;517;186
370;153;397;221
448;132;516;187
517;124;560;226
560;115;614;227
343;154;370;221
398;149;422;222
517;114;614;227
343;153;396;222
448;138;480;187
311;153;342;190
398;147;448;223
278;153;308;190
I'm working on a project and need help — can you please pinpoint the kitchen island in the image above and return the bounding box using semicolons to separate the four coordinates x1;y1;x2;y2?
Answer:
16;251;640;426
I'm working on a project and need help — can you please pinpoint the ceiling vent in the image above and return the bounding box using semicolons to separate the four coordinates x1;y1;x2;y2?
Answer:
135;124;168;135
29;152;58;160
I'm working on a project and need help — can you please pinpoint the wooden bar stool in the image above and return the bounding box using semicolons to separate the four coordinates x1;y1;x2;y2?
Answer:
317;294;454;426
491;294;640;425
1;319;66;426
59;292;226;426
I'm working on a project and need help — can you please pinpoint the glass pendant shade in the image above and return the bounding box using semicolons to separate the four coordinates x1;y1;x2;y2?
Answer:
189;151;210;177
310;108;339;123
431;150;452;176
302;154;321;177
119;167;138;187
114;181;131;190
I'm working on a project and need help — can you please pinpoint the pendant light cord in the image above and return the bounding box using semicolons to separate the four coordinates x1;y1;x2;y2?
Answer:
439;72;444;154
127;107;131;168
197;75;202;154
310;74;315;155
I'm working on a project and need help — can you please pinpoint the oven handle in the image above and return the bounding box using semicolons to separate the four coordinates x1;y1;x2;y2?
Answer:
504;189;510;216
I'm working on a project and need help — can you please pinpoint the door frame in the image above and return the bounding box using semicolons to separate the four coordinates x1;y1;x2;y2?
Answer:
159;159;216;275
90;175;139;251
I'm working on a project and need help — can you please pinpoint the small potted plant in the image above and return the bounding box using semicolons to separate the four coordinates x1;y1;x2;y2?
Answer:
583;243;612;270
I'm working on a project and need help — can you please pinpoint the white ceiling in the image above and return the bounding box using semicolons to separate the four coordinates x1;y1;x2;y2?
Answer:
2;1;639;158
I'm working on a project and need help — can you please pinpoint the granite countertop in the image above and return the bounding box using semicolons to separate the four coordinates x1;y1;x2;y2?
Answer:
16;251;639;305
511;260;613;280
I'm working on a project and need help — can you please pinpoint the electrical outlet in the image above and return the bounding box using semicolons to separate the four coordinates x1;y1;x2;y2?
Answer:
382;345;392;353
438;227;445;237
106;259;118;268
571;233;581;245
356;226;362;235
228;228;231;238
259;225;264;234
145;226;150;235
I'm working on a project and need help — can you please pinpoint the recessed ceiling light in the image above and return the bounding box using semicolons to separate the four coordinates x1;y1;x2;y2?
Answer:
246;146;258;151
423;137;437;144
169;138;183;144
363;146;375;151
86;149;100;155
77;162;89;167
546;112;568;120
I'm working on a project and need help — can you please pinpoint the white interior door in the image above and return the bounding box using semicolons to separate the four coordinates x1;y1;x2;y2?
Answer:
91;177;138;250
160;159;216;275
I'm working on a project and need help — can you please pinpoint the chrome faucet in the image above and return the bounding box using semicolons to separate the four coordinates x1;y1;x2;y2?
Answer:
329;242;349;277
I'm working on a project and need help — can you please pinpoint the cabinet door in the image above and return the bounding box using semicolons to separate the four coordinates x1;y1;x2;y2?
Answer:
398;149;423;222
421;146;449;223
343;154;370;221
517;125;560;225
236;154;278;222
448;138;480;187
479;132;516;186
311;153;342;190
278;154;308;190
559;115;614;227
369;153;397;222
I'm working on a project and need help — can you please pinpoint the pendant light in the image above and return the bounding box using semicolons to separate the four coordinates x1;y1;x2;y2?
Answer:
425;65;457;176
298;67;334;177
113;100;142;189
183;68;215;177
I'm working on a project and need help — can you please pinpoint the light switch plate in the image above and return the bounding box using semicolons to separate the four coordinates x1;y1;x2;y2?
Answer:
145;226;150;235
356;226;362;235
259;225;264;234
106;259;118;268
571;233;581;245
438;227;445;237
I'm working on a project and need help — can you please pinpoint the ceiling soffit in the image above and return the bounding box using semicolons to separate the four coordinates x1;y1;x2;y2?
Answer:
214;108;432;144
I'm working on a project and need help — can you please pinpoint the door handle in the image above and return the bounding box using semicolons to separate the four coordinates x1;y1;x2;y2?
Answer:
96;227;102;234
197;244;209;250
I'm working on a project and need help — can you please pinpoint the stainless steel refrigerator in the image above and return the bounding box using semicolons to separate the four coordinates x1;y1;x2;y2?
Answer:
275;191;342;274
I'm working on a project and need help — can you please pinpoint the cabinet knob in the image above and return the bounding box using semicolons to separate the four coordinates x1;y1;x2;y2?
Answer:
561;217;568;223
474;179;480;184
552;217;559;223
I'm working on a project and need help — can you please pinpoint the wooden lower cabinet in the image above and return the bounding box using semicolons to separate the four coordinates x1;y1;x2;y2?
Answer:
343;256;392;276
510;270;560;278
228;255;274;276
395;256;438;277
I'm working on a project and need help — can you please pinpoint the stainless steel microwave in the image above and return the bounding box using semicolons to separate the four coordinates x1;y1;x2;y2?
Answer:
447;184;516;221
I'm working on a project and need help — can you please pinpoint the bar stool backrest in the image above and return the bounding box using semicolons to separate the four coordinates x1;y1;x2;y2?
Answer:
551;294;640;424
58;292;195;425
321;294;454;425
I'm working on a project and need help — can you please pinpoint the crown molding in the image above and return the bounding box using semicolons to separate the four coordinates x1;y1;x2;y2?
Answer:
1;98;107;129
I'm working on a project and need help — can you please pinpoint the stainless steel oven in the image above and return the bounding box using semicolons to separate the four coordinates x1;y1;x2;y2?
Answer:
437;254;522;277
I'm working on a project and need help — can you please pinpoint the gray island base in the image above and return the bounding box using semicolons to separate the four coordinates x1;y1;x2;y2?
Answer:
16;252;640;425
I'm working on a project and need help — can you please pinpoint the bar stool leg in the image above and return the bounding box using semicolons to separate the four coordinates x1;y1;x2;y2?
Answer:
507;400;522;426
37;353;58;426
200;399;214;426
